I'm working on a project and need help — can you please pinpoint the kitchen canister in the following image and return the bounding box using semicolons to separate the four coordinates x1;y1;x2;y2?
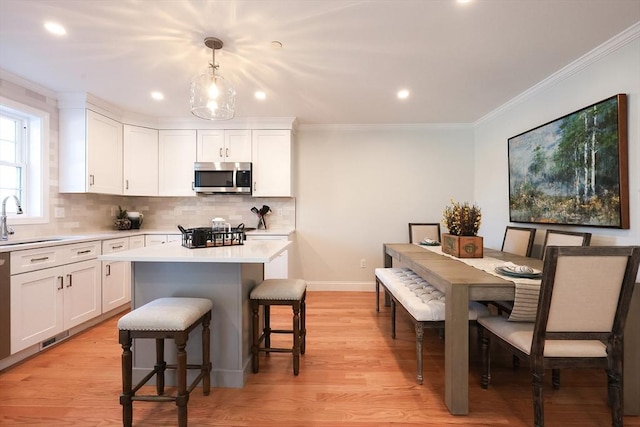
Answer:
127;212;144;229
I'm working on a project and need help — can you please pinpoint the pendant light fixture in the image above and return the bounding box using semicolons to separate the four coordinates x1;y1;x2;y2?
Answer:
190;37;236;120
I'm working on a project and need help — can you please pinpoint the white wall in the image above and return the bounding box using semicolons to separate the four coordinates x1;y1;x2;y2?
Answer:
293;125;474;289
474;35;640;257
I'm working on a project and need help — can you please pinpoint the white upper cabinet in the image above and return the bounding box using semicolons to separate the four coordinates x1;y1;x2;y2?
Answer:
196;129;252;162
158;129;196;197
251;130;293;197
59;109;123;194
123;125;158;196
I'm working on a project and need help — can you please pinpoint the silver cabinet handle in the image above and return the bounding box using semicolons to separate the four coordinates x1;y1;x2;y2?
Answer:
106;264;111;276
57;276;64;290
225;148;229;158
126;179;129;190
89;174;95;185
66;273;72;288
31;256;49;262
112;245;124;250
77;249;91;255
219;147;223;158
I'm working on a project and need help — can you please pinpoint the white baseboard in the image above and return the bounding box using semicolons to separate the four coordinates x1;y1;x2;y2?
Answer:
306;281;375;292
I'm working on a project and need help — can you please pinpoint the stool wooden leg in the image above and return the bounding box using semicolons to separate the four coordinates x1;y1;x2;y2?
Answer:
202;312;211;395
119;331;133;427
293;301;301;376
301;294;306;355
155;338;166;395
251;300;260;373
264;305;271;353
175;336;188;427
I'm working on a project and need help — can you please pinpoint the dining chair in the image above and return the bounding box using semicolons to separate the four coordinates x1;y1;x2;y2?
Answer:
490;226;537;315
501;226;536;257
408;223;441;243
478;245;640;427
540;229;591;259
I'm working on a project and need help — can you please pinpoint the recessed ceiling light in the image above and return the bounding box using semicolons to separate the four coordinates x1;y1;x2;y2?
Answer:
270;41;283;49
255;91;267;100
151;91;164;101
397;89;410;99
457;0;472;4
44;21;66;36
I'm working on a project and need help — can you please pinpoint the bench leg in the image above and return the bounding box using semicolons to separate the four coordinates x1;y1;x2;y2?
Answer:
391;299;397;339
375;279;380;312
415;323;424;385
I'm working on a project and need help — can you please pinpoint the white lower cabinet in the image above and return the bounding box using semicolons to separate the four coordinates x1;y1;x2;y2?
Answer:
10;259;101;354
246;235;289;279
101;237;131;312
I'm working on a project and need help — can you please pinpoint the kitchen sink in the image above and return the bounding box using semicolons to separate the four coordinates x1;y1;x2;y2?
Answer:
0;237;67;247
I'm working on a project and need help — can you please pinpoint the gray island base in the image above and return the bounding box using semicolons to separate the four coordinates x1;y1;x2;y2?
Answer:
99;240;290;388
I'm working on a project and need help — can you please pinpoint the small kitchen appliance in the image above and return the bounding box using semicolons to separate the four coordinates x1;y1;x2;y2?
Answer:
194;162;252;194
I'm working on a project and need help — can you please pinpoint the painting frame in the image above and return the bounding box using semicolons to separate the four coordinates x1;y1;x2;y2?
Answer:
508;94;629;229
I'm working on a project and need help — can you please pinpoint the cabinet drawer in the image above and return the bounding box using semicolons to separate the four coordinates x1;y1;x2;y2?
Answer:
11;246;61;275
102;238;130;254
61;241;101;263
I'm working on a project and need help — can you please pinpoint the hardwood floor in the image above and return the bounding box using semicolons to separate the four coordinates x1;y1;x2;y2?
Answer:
1;291;638;426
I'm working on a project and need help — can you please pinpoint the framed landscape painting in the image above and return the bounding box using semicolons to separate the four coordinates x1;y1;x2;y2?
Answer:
508;94;629;229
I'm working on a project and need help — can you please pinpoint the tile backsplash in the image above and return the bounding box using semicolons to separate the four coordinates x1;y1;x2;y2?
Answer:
13;193;295;238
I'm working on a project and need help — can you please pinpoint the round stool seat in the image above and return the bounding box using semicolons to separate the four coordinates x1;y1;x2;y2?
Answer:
250;279;306;301
118;297;212;331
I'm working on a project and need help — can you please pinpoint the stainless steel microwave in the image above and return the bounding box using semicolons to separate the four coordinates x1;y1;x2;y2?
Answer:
194;162;252;194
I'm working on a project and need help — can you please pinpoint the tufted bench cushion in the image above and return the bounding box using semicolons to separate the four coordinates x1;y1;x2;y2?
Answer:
117;297;213;332
374;268;489;321
250;278;307;301
375;267;490;385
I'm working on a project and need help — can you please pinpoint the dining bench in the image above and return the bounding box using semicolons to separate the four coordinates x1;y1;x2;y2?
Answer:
375;267;490;384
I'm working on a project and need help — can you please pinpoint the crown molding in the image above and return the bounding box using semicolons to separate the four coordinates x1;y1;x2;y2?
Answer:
298;123;472;132
474;21;640;126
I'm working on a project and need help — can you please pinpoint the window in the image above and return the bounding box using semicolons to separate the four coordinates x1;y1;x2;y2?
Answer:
0;97;49;223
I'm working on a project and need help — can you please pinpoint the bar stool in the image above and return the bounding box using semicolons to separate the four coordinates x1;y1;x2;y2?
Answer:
117;297;213;427
250;279;307;375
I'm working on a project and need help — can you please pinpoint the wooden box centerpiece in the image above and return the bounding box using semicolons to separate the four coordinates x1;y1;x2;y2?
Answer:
441;234;483;258
442;199;483;258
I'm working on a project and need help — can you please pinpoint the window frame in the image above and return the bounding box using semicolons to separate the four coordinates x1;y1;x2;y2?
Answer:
0;96;49;225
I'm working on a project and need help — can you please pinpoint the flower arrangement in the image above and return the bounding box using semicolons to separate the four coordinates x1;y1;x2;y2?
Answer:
442;199;481;236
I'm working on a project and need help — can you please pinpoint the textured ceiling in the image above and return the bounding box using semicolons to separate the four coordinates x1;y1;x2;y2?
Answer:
0;0;638;124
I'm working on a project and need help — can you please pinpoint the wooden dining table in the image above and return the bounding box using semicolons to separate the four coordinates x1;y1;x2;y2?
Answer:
384;242;640;417
383;243;541;415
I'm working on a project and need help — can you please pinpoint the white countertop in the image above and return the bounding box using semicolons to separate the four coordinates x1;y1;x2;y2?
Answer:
0;228;295;253
99;239;290;263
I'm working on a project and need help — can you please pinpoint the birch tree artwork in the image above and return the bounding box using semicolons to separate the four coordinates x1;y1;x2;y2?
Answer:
508;94;628;228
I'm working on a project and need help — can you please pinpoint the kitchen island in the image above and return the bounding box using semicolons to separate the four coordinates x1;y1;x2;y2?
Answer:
99;239;290;388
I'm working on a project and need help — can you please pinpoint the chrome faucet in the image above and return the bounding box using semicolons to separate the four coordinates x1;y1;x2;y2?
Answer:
1;195;23;241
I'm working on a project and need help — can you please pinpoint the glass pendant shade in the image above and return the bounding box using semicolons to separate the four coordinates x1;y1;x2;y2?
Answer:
190;37;236;120
190;69;236;120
